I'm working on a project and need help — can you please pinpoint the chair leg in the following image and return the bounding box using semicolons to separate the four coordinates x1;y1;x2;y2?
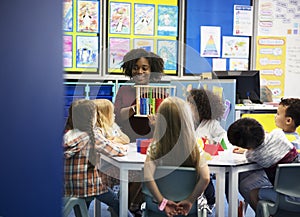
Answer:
63;197;89;217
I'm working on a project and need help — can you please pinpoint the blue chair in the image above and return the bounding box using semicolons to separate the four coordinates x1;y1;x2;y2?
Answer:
63;197;89;217
142;166;208;217
256;163;300;217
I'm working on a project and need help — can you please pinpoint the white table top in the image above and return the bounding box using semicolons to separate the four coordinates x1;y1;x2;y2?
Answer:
105;143;253;167
235;104;277;111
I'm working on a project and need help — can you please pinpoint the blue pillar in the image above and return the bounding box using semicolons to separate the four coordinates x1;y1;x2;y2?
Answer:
0;1;64;217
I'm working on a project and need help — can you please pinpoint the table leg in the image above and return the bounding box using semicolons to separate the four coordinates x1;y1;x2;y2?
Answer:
119;168;129;217
214;168;226;217
228;167;239;217
94;199;101;217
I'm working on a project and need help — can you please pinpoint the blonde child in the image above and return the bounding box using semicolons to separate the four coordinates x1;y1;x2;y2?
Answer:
63;99;133;217
93;98;143;216
93;99;130;144
144;97;210;216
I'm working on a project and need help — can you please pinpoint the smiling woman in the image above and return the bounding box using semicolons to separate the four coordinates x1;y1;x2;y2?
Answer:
114;48;165;142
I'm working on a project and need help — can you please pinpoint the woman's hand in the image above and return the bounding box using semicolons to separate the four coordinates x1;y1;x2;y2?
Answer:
176;199;193;216
148;114;156;126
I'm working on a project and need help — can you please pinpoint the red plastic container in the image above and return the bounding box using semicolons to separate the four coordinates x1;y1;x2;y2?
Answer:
140;139;153;154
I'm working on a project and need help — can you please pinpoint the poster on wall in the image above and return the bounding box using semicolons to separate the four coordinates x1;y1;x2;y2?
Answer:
256;36;286;101
134;4;155;35
63;35;73;68
222;36;249;58
77;0;99;33
229;58;249;70
133;39;154;52
63;0;73;32
109;37;130;70
200;26;221;57
157;5;178;36
257;0;300;36
76;36;99;68
157;40;177;70
233;5;253;36
109;2;131;34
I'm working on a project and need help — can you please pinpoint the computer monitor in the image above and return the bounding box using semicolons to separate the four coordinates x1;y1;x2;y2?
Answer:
212;70;261;104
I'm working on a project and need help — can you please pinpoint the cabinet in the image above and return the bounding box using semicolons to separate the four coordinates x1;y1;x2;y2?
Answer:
64;82;115;120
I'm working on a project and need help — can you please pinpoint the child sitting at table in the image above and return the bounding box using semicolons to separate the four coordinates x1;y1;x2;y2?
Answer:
235;97;300;211
275;97;300;150
93;99;130;145
63;99;133;217
227;117;299;211
144;97;210;216
93;98;144;216
187;88;231;211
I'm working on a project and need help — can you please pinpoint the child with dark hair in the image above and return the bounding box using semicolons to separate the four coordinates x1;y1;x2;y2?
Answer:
187;88;230;212
276;98;300;149
63;99;133;217
114;48;165;142
227;117;299;211
187;88;227;143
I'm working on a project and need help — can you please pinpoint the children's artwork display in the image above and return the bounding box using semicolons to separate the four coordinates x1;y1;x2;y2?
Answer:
77;0;99;33
63;0;100;72
106;0;179;75
63;35;73;68
157;5;178;36
157;40;177;70
63;0;73;32
109;2;131;34
109;37;130;69
76;36;98;68
134;4;155;35
133;39;154;52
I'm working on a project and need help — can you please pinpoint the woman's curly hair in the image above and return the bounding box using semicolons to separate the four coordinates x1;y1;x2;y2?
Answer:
120;48;164;81
187;88;225;123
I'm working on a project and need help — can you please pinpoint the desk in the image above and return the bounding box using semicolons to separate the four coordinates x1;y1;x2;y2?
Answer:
100;143;261;217
235;104;277;120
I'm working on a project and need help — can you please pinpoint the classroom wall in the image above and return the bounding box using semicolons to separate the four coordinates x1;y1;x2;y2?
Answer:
0;1;64;217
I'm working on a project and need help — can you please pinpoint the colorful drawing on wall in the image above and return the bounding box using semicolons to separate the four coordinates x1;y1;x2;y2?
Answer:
200;26;221;57
229;58;249;70
109;37;130;70
63;35;73;68
157;5;178;36
77;0;99;33
76;36;98;68
63;0;73;31
222;36;249;58
133;39;154;52
157;40;177;70
134;4;155;35
109;2;131;34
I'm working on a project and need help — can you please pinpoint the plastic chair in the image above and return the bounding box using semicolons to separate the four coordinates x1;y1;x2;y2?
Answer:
256;163;300;217
142;166;208;217
63;197;89;217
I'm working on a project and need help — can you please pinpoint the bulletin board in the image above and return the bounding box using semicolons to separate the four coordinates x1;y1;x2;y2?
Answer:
255;0;300;101
184;0;252;75
107;0;179;75
170;79;236;130
63;0;100;73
